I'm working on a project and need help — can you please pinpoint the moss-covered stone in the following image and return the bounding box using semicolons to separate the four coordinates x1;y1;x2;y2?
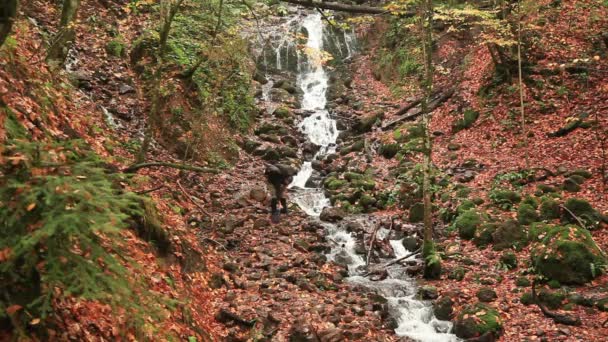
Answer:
517;203;539;225
595;297;608;312
353;112;384;133
409;202;425;223
536;184;557;195
538;289;565;310
379;143;400;159
351;178;375;191
563;177;581;192
567;169;592;179
344;172;364;181
515;276;530;287
433;297;454;320
456;187;472;198
455;210;482;240
452;109;480;132
568;174;587;185
489;189;521;210
273;107;291;118
457;200;476;215
520;292;535;305
500;251;518;269
476;287;498;302
423;242;442;280
448;267;467;281
540;196;561;220
562;198;604;230
454;303;503;339
359;194;376;210
492;220;526;250
417;285;438;300
522;196;539;209
528;223;554;242
568;293;594;307
547;279;561;289
474;223;498;248
532;225;606;284
324;177;347;190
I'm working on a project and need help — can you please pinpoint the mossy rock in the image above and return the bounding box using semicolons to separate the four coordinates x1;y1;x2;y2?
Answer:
532;225;606;284
515;277;530;287
568;174;587;185
566;169;592;179
454;303;503;340
457;200;476;215
434;297;454;320
359;194;377;209
273;107;291;118
476;287;498;302
351;178;375;191
492;220;526;250
417;285;438;300
402;237;421;251
520;292;535;305
324;177;347;190
344;172;364;181
522;196;539;209
538;289;565;310
536;184;557;195
474;223;498;248
456;187;472;198
489;189;521;210
455;209;482;240
452;109;480;132
448;267;467;281
528;223;555;242
407;124;425;138
539;196;561;220
547;279;561;289
106;38;126;57
472;197;485;205
409;202;425;223
596;297;608;312
567;293;594;307
500;251;518;269
353;112;383;133
517;203;539;225
447;143;461;151
423;243;442;280
563;177;581;192
561;198;605;230
379;143;400;159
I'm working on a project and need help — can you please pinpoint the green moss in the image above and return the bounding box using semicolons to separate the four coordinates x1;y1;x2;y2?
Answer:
273;107;290;118
547;279;561;289
351;178;375;191
106;38;126;57
379;143;400;159
359;194;376;209
456;187;472;198
568;174;586;185
489;189;521;210
457;200;476;215
515;277;531;287
522;196;539;208
538;289;565;310
532;225;606;284
474;223;498;248
344;172;364;181
520;292;535;305
324;177;347;190
455;210;481;240
567;169;592;179
563;177;581;192
448;267;467;281
452;109;480;132
500;251;518;269
409;202;425;223
517;203;539;225
539;196;561;220
492;220;526;250
596;297;608;312
536;184;557;195
562;198;603;230
454;303;502;339
528;223;554;242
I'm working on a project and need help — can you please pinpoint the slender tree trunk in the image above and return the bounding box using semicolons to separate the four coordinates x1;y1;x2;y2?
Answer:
517;0;530;169
420;0;434;256
0;0;18;48
47;0;81;63
136;0;185;164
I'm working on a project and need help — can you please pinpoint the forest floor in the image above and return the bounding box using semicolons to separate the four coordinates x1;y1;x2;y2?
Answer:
2;0;608;341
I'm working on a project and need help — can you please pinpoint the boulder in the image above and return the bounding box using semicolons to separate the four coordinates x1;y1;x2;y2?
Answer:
433;296;454;320
455;209;482;240
320;207;346;223
476;287;498;302
532;225;606;284
417;285;438;300
492;220;526;250
454;303;503;340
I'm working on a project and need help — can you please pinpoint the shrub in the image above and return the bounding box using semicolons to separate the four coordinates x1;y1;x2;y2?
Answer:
0;140;152;329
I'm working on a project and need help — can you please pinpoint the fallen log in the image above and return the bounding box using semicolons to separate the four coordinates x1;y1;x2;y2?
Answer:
123;162;220;174
382;89;455;129
281;0;390;14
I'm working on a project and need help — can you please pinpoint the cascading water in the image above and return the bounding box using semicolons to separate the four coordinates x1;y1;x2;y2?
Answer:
264;11;457;342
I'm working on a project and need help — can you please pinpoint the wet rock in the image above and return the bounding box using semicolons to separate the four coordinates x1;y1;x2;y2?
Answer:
333;250;353;267
417;285;438;300
454;303;503;340
320;207;346;222
433;296;454;321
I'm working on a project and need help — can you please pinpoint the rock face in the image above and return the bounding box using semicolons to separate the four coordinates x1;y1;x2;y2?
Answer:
320;207;346;222
532;225;606;284
454;302;503;340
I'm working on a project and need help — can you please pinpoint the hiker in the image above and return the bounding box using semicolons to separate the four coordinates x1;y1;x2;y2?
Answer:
264;162;296;222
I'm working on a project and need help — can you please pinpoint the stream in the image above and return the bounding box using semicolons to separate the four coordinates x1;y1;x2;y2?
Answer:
259;11;457;342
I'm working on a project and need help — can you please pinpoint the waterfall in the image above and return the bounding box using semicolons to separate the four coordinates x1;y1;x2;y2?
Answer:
262;11;457;342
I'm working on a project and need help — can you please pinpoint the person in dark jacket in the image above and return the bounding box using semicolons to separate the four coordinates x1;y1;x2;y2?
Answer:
265;163;296;222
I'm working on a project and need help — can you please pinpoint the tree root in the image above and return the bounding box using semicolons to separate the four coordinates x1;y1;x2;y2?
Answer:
532;279;581;326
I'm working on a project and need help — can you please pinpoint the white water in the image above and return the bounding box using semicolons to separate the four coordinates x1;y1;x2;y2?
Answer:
265;12;456;342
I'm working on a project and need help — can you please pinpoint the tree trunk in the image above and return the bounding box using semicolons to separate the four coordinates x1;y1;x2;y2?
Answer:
517;0;530;169
136;0;185;164
47;0;81;63
0;0;18;48
281;0;392;15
